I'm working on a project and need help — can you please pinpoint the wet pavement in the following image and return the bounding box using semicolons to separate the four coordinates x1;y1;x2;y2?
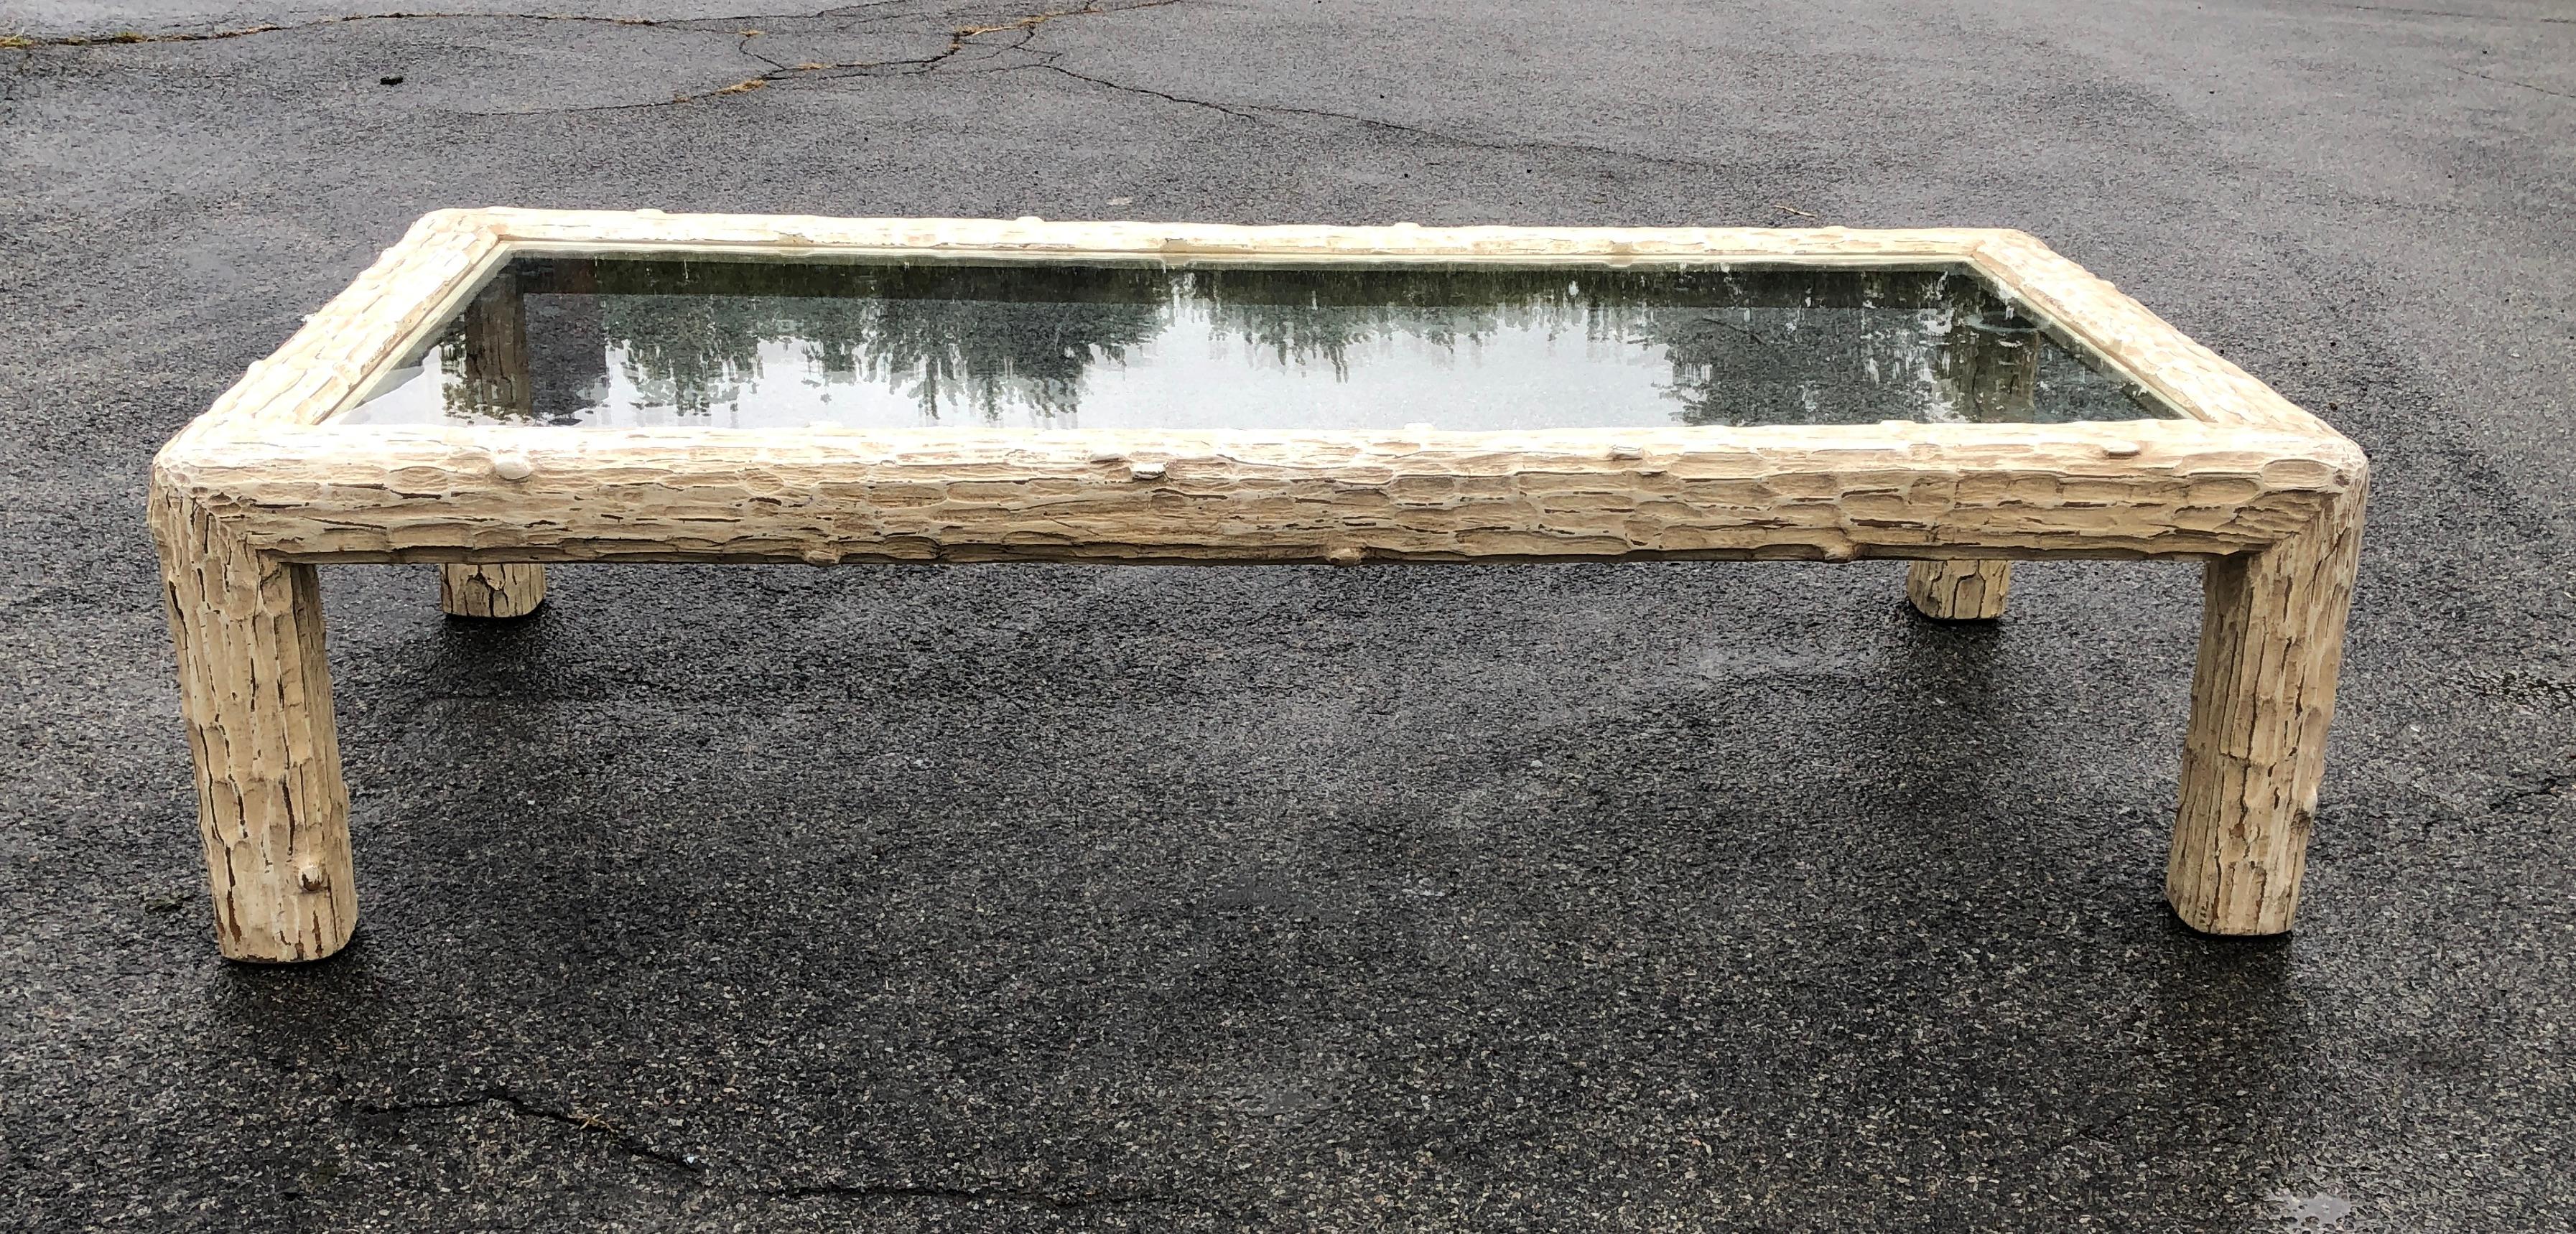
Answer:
1;1;2570;1229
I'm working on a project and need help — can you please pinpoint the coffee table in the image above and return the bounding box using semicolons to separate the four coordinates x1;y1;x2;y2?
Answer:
149;209;2366;960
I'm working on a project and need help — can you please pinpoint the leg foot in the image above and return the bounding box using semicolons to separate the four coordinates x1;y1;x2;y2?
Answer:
2168;482;2366;935
440;564;547;618
150;490;356;961
1907;560;2013;620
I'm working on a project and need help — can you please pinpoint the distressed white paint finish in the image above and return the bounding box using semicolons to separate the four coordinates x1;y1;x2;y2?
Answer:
149;210;2368;958
149;489;355;961
1908;561;2014;621
438;563;547;618
2169;478;2366;935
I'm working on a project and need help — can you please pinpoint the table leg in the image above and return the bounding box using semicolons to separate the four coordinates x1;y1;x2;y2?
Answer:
149;491;356;962
2168;483;2366;935
1907;560;2013;620
1909;296;2032;623
439;564;547;618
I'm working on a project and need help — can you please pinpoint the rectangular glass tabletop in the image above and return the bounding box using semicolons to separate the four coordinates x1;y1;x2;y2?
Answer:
335;254;2184;431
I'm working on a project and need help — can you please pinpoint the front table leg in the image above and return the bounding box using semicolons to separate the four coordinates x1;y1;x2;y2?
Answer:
2168;486;2366;935
149;492;356;961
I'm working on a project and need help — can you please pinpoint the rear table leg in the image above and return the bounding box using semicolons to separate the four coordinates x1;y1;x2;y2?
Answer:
1907;560;2013;621
440;564;547;618
149;490;356;962
433;262;551;620
1907;281;2035;625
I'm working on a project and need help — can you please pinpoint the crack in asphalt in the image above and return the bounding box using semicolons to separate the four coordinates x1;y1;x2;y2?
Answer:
1013;61;1735;174
1252;99;1728;172
455;0;1185;113
2331;3;2576;24
756;1181;1175;1209
1025;61;1253;116
0;47;39;102
0;11;674;48
2452;67;2576;101
0;3;1132;50
362;1087;1175;1209
735;29;791;73
2487;773;2570;812
948;29;1733;172
363;1088;709;1174
2465;668;2576;710
6;0;1731;177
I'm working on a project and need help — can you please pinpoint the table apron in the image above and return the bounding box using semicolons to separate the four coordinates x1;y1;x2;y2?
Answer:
160;434;2359;566
217;492;2328;565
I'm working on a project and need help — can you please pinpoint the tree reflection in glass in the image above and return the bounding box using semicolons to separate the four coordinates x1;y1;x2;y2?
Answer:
361;256;2173;430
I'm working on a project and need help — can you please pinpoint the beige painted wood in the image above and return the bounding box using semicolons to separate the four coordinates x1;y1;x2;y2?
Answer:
147;210;2372;955
148;489;356;962
1970;231;2321;434
439;563;547;617
2167;478;2366;935
158;421;2361;567
1907;561;2014;620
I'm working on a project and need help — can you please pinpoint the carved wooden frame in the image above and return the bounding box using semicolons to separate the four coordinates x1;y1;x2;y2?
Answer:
149;208;2366;959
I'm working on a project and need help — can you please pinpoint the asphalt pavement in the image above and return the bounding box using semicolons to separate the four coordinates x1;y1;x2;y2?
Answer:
1;1;2570;1228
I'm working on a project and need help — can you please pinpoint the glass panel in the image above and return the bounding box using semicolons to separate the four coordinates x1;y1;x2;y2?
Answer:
333;255;2182;430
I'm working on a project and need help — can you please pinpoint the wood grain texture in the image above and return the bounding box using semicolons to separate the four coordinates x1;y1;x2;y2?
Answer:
2167;474;2367;935
147;489;355;962
157;421;2361;568
438;563;547;617
1907;561;2014;620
